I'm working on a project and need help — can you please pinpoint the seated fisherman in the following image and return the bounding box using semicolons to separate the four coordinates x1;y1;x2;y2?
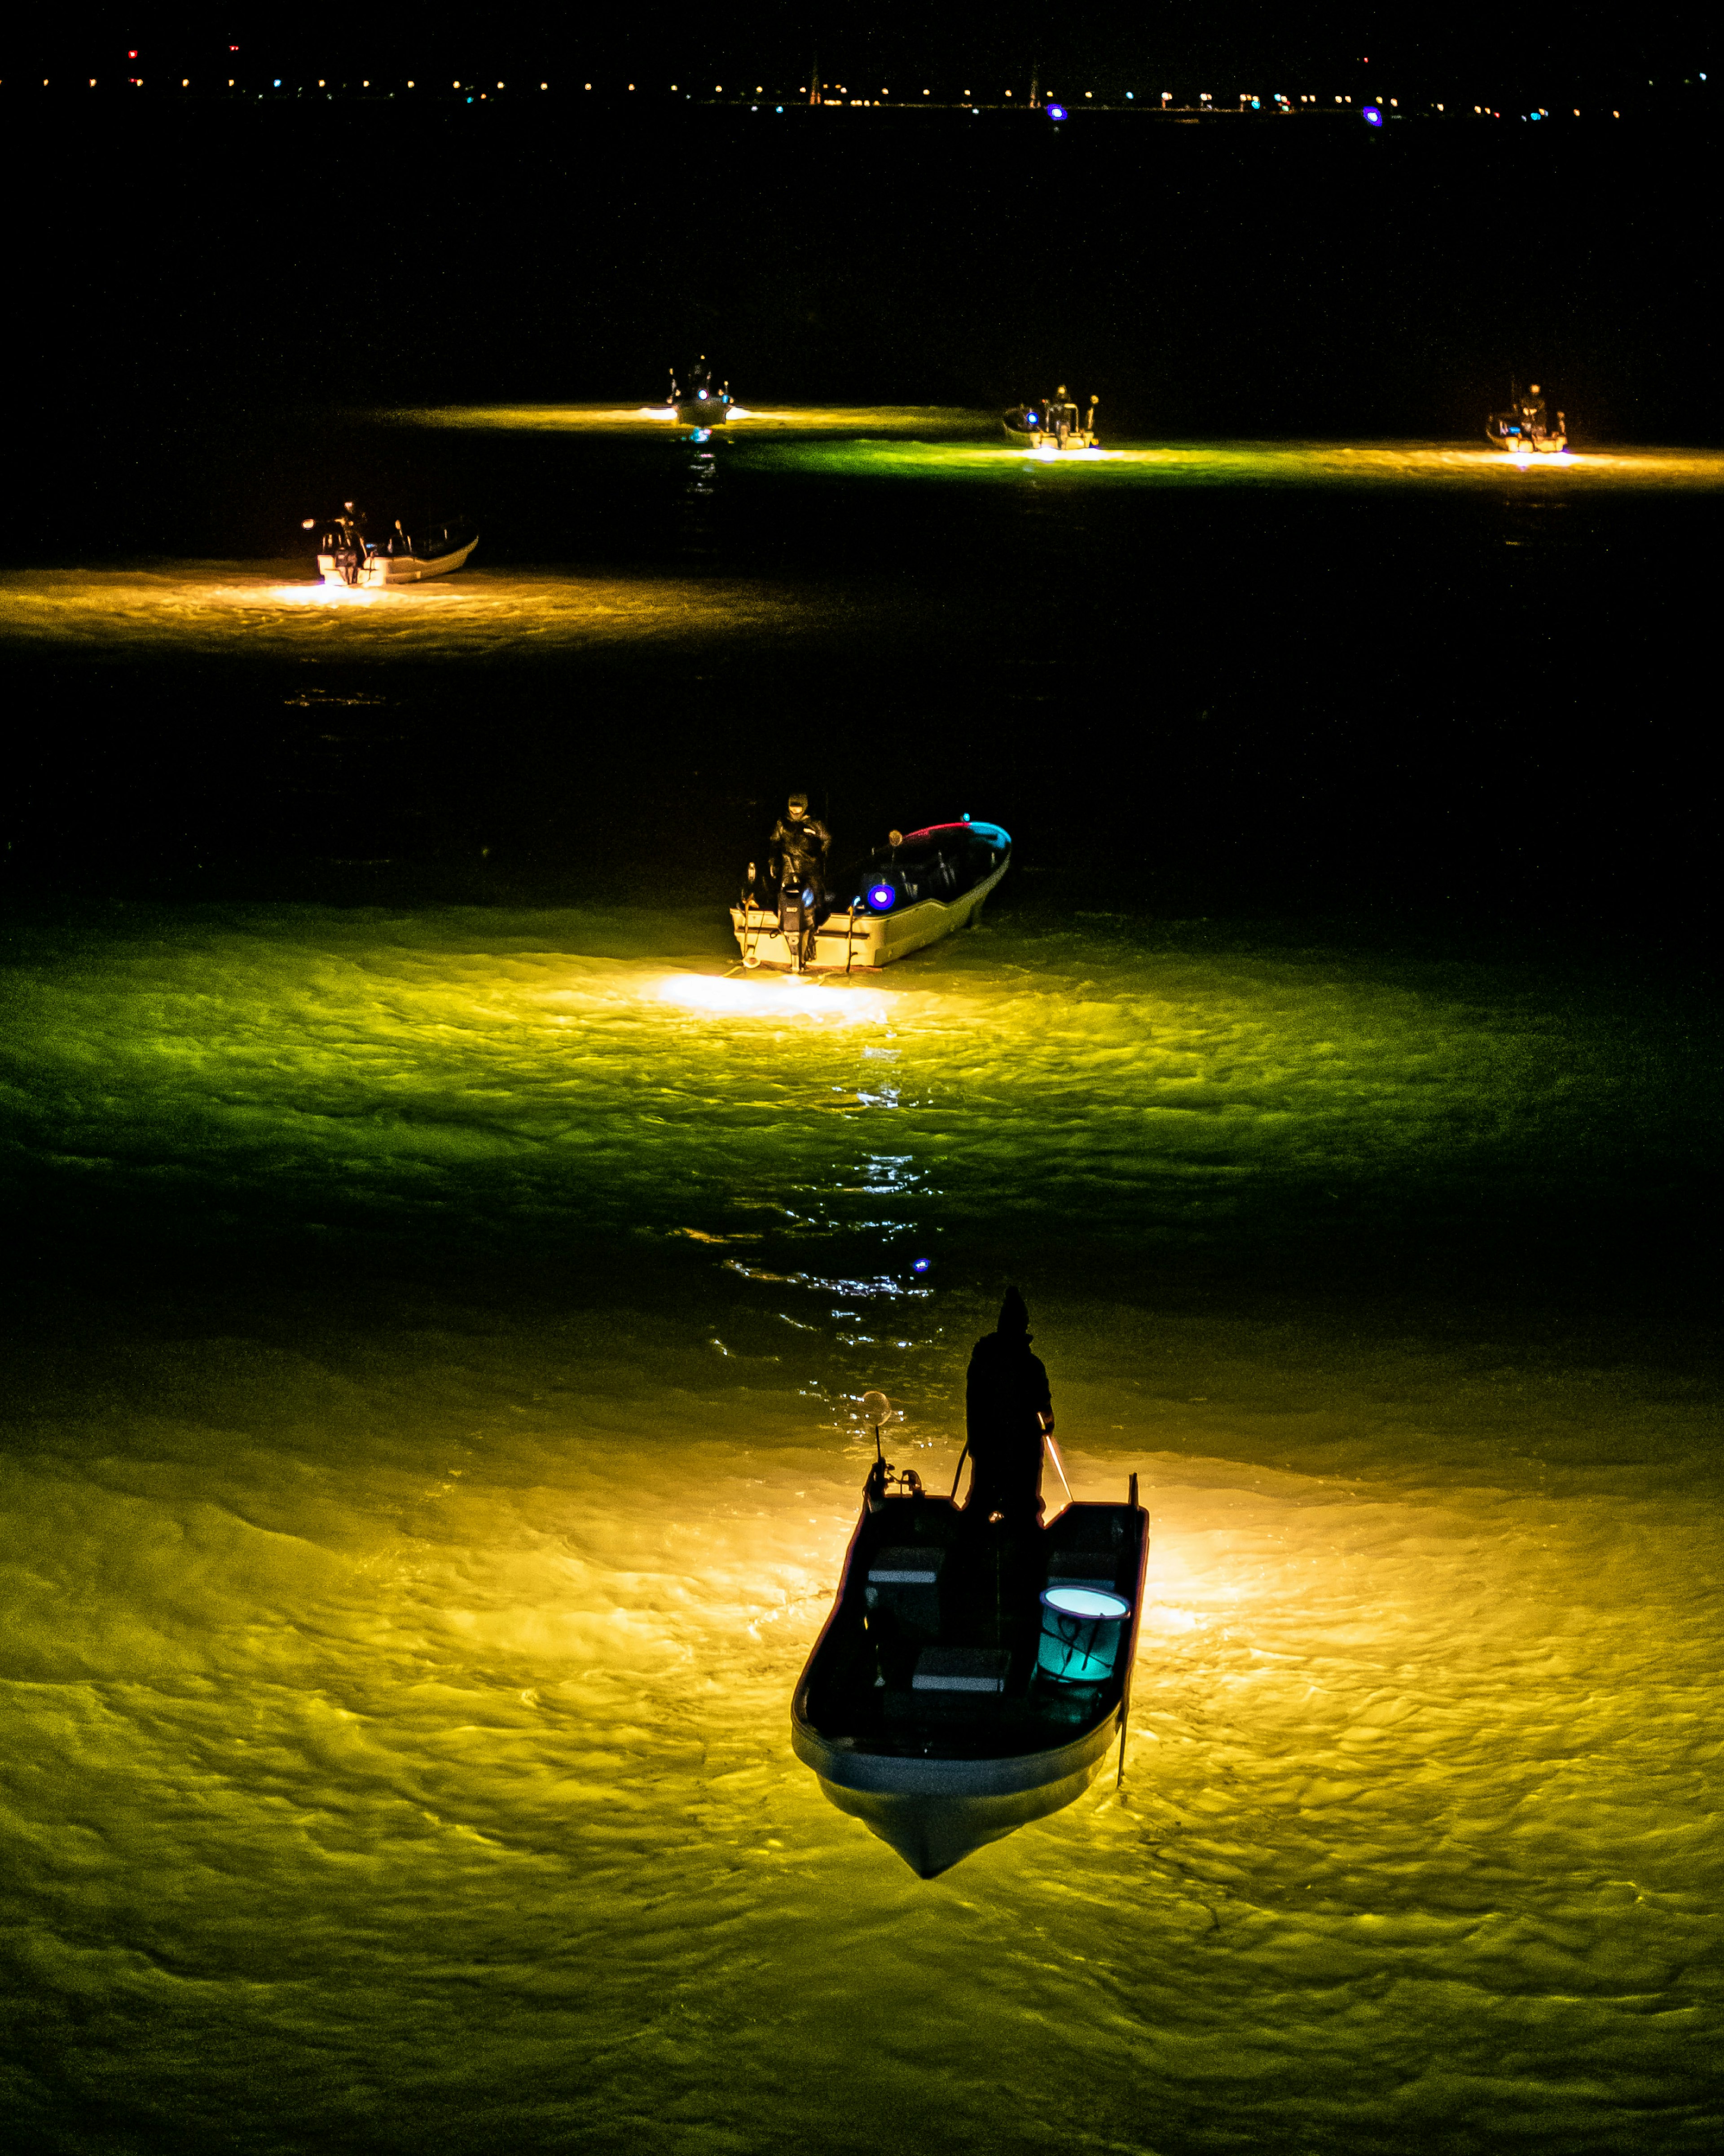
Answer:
963;1287;1053;1527
769;793;831;907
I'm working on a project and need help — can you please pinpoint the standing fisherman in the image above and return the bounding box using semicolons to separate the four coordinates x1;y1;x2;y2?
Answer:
963;1287;1053;1526
768;793;832;967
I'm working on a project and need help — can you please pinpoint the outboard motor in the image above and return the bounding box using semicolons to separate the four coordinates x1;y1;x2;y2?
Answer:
304;502;369;587
778;880;812;973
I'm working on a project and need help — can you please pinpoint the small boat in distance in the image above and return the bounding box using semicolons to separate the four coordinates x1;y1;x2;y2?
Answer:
662;357;733;427
731;817;1011;973
1003;387;1101;450
1485;380;1567;454
792;1448;1150;1877
303;506;479;587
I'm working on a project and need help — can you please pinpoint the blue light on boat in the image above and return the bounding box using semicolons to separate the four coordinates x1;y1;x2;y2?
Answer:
1038;1587;1130;1684
867;883;895;911
913;1260;931;1273
1047;104;1068;121
1364;106;1383;126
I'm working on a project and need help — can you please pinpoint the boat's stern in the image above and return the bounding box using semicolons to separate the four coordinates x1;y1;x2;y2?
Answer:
730;904;886;972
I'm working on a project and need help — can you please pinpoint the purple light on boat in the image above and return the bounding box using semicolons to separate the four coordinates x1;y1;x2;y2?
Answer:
1363;105;1383;125
867;883;895;911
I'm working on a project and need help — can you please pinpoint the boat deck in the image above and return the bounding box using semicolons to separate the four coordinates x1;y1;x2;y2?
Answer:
799;1491;1145;1762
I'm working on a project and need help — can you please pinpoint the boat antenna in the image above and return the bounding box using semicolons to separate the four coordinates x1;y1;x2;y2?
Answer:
861;1389;893;1468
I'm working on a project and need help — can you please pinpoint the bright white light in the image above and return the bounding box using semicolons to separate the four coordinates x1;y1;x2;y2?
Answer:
655;974;887;1023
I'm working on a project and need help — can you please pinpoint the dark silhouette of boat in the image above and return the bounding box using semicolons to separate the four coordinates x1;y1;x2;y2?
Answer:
662;356;733;426
1003;386;1101;450
792;1460;1150;1876
1485;380;1568;454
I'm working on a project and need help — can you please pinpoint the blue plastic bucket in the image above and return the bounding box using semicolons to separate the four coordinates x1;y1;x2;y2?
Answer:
1037;1586;1130;1684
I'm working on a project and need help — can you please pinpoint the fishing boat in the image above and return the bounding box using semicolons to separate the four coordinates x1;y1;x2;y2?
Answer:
792;1449;1150;1877
1484;382;1567;454
662;357;733;427
303;507;479;588
730;817;1011;973
1003;387;1101;451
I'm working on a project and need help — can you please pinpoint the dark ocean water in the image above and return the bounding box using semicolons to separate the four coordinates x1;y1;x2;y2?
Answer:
2;101;1721;2156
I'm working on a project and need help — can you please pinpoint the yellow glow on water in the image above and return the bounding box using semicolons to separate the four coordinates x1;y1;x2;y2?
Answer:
0;563;820;657
391;402;988;436
656;972;891;1023
2;904;1718;2145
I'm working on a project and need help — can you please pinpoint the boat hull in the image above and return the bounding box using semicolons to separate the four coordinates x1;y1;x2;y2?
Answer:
670;400;731;426
796;1716;1118;1877
792;1481;1150;1876
319;536;479;587
730;852;1006;971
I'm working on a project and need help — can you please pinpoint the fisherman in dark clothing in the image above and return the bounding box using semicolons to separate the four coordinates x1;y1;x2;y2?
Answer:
963;1287;1053;1526
769;793;831;904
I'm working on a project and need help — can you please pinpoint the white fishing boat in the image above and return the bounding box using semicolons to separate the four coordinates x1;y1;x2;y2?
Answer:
730;818;1011;973
792;1450;1150;1878
304;506;479;588
1003;387;1101;451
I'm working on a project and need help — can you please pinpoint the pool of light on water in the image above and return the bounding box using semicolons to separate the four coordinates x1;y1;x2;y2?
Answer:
387;403;988;436
0;564;837;660
2;904;1718;2153
742;438;1724;491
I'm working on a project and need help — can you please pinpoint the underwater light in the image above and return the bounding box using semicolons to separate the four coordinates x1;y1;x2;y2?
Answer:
656;975;886;1023
1046;103;1068;121
912;1259;931;1274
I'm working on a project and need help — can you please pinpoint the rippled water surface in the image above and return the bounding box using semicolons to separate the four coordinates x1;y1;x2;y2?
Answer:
4;400;1721;2156
3;900;1719;2155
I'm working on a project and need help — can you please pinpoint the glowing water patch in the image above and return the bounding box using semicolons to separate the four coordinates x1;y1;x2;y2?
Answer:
387;403;986;436
749;439;1724;491
0;564;826;658
656;972;890;1023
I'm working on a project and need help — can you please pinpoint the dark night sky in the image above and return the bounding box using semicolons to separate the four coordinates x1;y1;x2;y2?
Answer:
5;7;1716;104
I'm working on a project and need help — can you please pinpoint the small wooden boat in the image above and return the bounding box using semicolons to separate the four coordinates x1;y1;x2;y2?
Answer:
1485;381;1567;454
793;1462;1150;1877
662;357;733;428
730;817;1010;974
1003;387;1101;451
305;507;478;588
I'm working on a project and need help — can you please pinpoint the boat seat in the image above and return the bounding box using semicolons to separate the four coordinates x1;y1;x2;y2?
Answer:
912;1646;1009;1695
865;1546;944;1634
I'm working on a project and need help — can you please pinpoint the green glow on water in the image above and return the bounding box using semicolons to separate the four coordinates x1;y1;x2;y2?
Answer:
379;406;1724;487
2;906;1718;2149
747;438;1724;490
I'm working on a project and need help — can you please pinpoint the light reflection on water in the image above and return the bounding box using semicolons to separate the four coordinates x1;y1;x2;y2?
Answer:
748;438;1724;489
1;904;1718;2151
0;563;825;657
390;401;987;436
